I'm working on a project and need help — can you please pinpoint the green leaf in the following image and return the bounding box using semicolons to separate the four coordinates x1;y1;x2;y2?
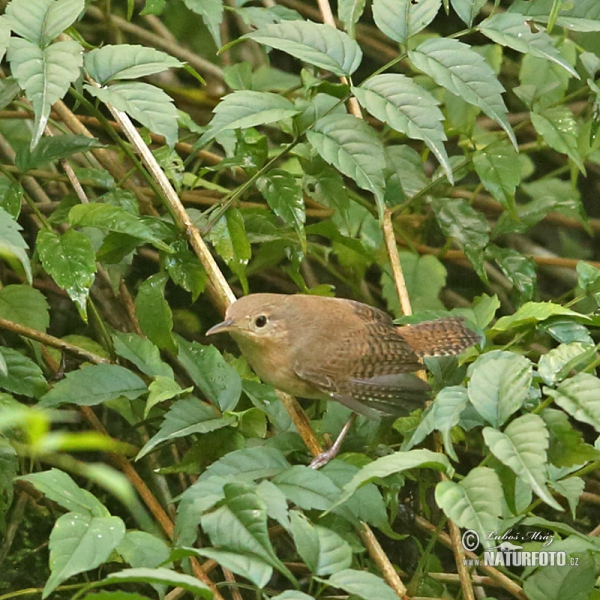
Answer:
336;449;451;506
409;37;516;147
43;513;126;598
467;350;533;427
135;272;177;354
257;169;305;244
39;364;147;408
483;413;562;510
352;74;451;182
112;332;174;379
0;437;17;524
0;206;32;282
489;301;585;335
508;0;600;32
183;0;223;47
372;0;442;44
531;105;585;173
472;141;520;211
245;21;362;77
19;468;108;517
273;465;343;512
200;90;299;143
4;0;84;47
182;547;272;588
0;179;22;219
117;531;170;568
137;399;235;459
100;567;212;599
69;203;172;251
162;241;206;301
479;13;578;77
176;336;242;412
0;284;49;332
271;592;315;600
338;0;366;38
542;408;600;468
430;197;490;280
433;386;469;461
382;253;447;315
84;44;184;85
37;229;96;321
538;342;596;386
85;82;178;148
0;347;48;399
485;245;537;302
435;467;502;549
201;482;296;583
289;511;352;575
15;135;102;172
145;376;191;416
451;0;487;27
523;552;595;600
307;113;385;212
325;569;398;600
7;38;83;149
545;373;600;433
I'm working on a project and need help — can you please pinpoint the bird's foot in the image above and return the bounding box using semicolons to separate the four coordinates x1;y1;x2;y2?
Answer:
308;414;357;469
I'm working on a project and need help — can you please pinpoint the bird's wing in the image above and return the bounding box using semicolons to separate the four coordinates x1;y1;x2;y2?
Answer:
292;301;429;417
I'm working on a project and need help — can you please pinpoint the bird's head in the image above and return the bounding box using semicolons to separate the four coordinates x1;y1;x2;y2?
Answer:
206;294;290;342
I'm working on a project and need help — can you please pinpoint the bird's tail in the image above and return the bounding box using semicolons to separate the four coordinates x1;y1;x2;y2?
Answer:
398;317;480;357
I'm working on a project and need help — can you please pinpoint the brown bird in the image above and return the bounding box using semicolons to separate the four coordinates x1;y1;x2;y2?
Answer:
206;293;479;419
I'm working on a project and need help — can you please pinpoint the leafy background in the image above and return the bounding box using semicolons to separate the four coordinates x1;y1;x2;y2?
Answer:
1;0;600;599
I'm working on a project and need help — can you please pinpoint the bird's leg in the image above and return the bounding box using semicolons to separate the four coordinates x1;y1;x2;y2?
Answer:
309;413;358;469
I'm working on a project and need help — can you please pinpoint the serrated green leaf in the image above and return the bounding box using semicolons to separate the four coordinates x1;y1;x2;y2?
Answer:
0;201;32;282
531;105;585;172
200;90;299;143
201;482;296;583
112;332;174;379
545;373;600;433
336;449;451;506
508;0;600;33
245;21;362;77
19;468;108;517
100;568;212;598
8;38;83;149
479;13;578;77
372;0;442;44
289;511;352;575
467;350;532;427
451;0;487;27
257;168;305;244
325;569;398;600
409;37;516;147
69;203;171;251
0;347;48;399
39;364;146;407
538;342;595;386
485;245;536;302
43;513;125;598
16;135;102;172
85;44;183;85
435;467;502;549
117;530;170;569
37;229;96;321
307;113;385;212
0;284;49;332
135;272;177;354
433;386;469;461
85;82;178;148
183;0;223;47
4;0;84;47
483;413;562;510
338;0;366;38
352;74;451;182
472;141;520;211
176;336;242;412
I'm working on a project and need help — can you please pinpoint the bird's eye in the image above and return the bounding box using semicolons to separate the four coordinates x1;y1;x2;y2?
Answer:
254;315;268;328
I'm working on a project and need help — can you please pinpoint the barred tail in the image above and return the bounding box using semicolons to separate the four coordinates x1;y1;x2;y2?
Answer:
398;317;480;357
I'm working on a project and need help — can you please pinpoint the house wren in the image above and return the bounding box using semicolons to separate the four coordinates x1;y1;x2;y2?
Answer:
206;293;479;419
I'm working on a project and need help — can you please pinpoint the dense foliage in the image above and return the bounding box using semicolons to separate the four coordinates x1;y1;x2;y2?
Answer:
1;0;600;599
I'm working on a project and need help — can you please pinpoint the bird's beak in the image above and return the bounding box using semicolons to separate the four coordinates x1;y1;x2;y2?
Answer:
206;319;235;336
